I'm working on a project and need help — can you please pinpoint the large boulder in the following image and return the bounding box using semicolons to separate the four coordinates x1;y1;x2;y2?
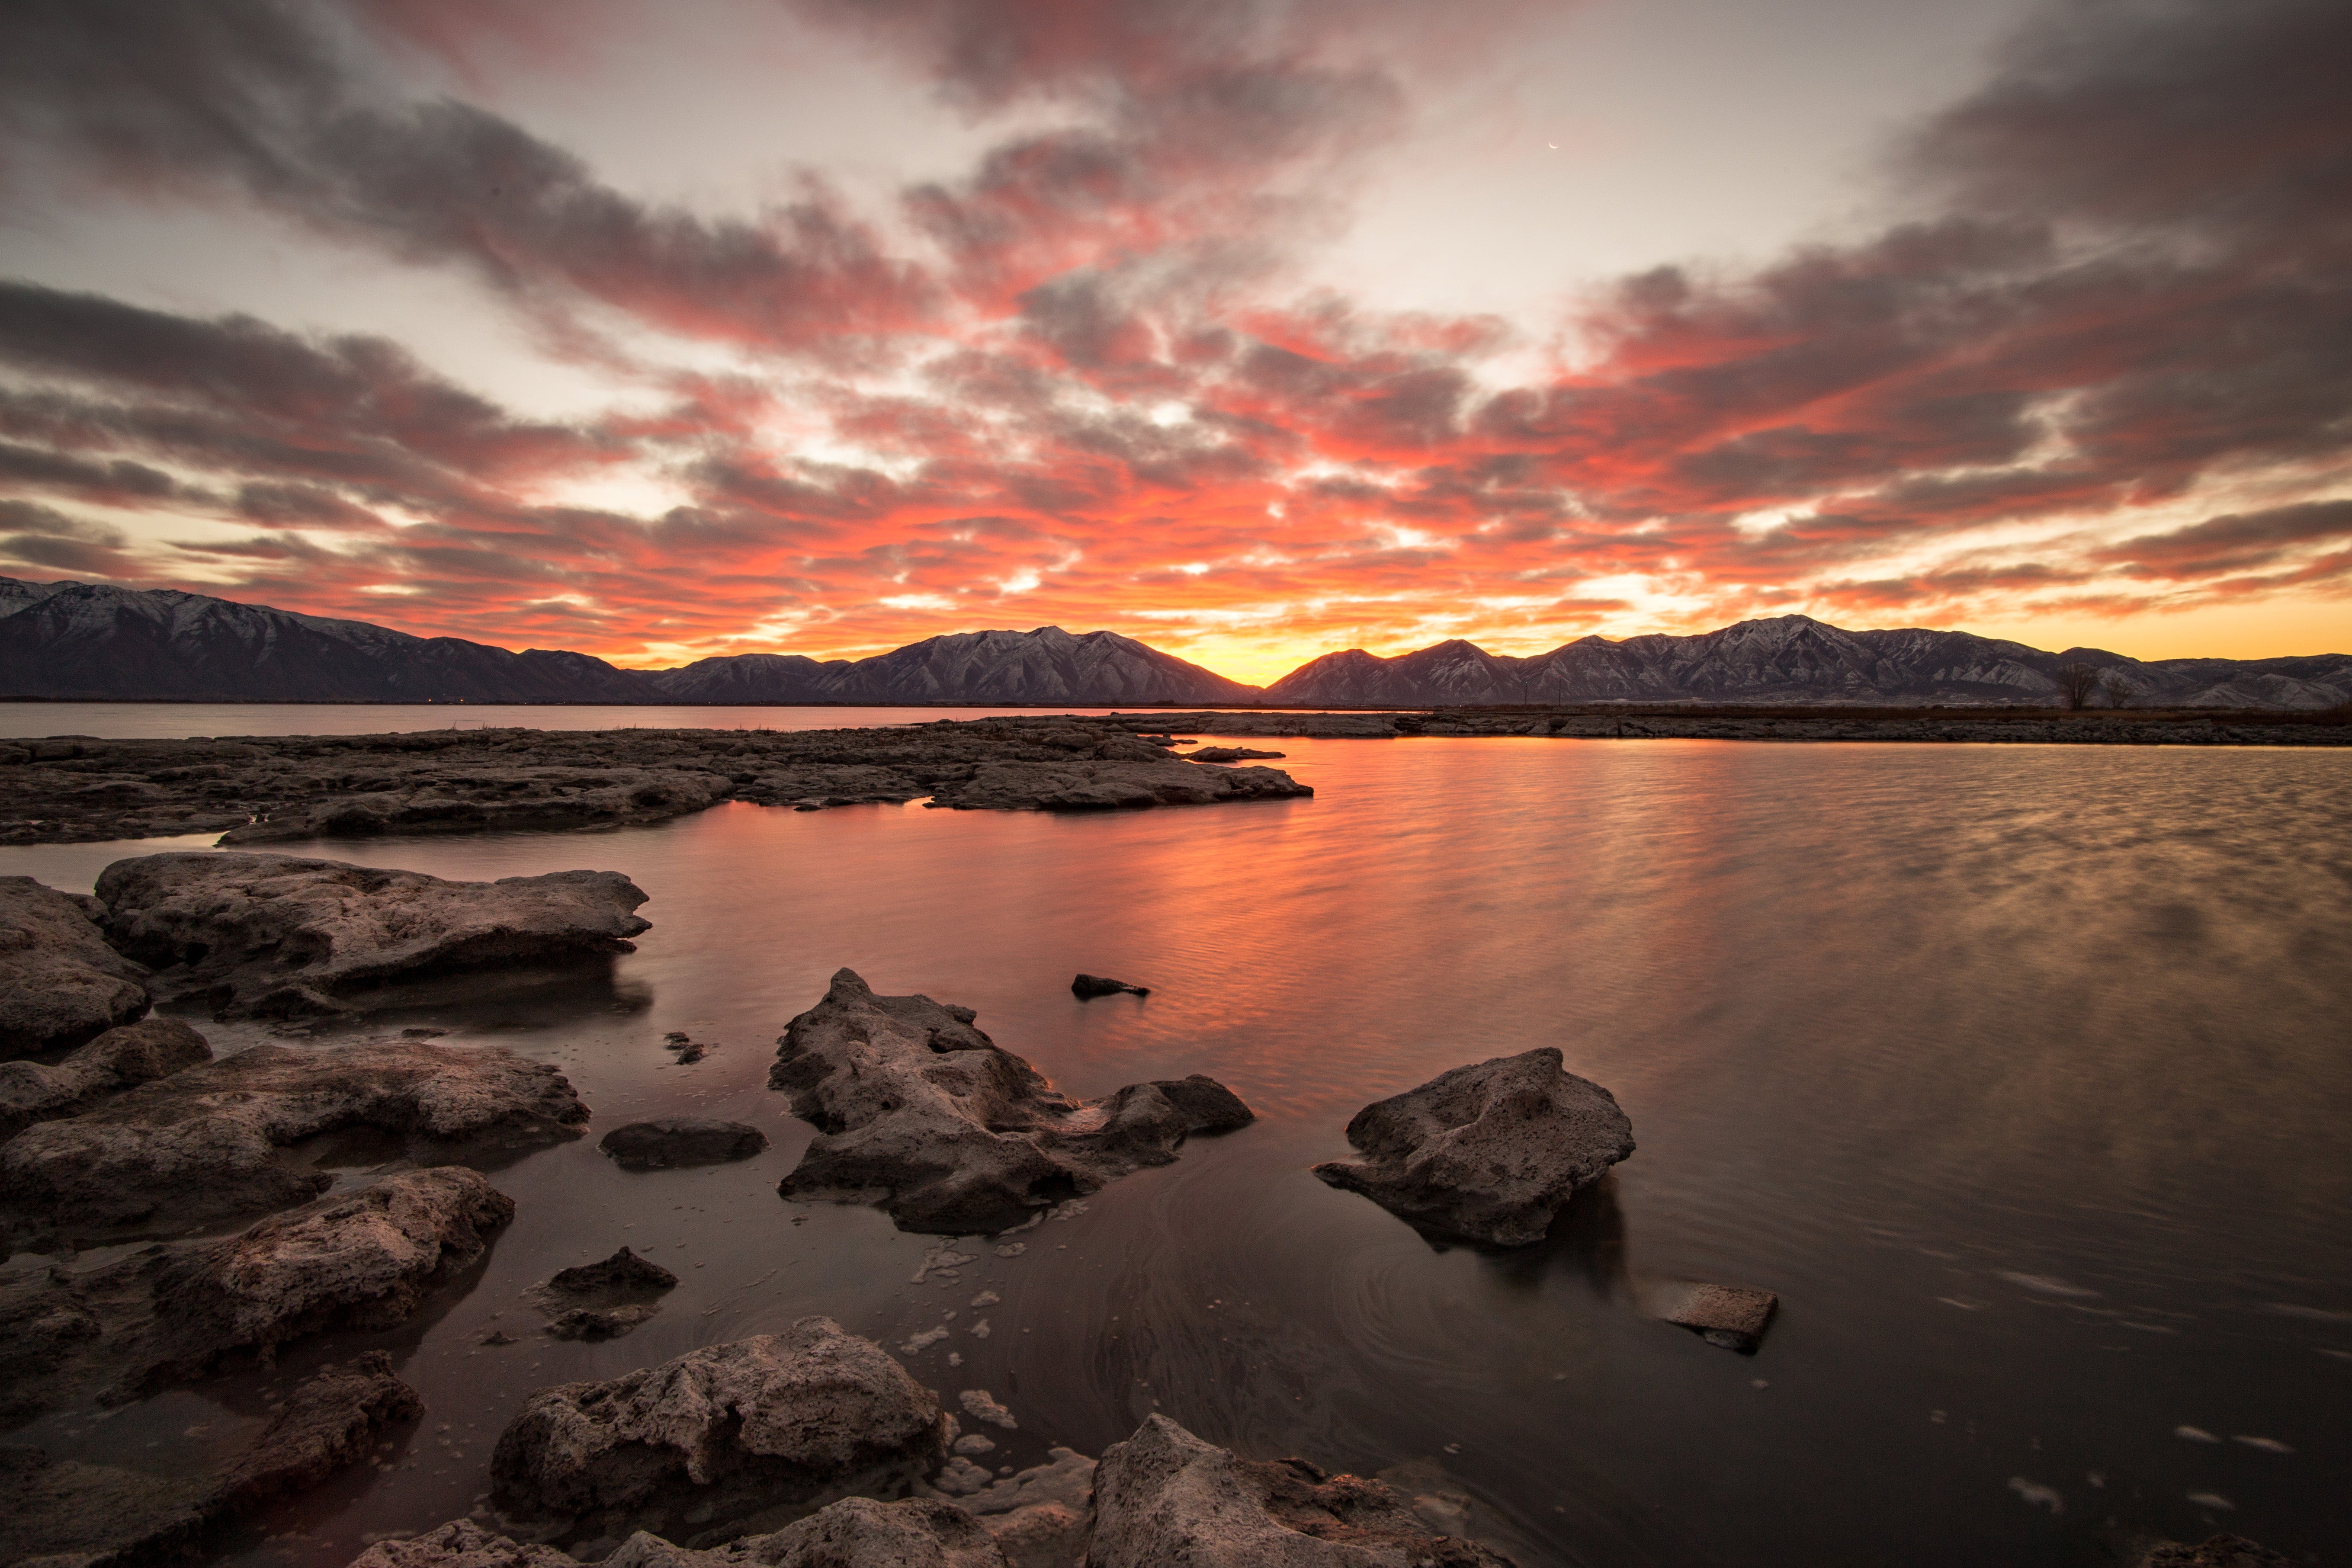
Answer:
0;1166;510;1419
0;1038;583;1242
490;1319;945;1525
1312;1049;1634;1246
1088;1414;1516;1567
0;875;150;1057
770;970;1254;1233
0;1015;209;1143
95;853;651;1017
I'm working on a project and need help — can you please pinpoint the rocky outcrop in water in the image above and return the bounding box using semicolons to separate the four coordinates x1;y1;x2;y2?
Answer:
1112;708;2352;745
1312;1049;1634;1247
531;1245;677;1341
770;969;1253;1233
0;1015;209;1143
96;853;651;1018
1088;1414;1516;1567
1070;974;1149;999
926;757;1310;811
0;1352;420;1566
0;875;151;1055
0;1039;581;1244
347;1521;580;1568
608;1497;1014;1568
1638;1280;1780;1353
0;1167;510;1417
1185;746;1286;762
599;1118;768;1169
490;1320;945;1528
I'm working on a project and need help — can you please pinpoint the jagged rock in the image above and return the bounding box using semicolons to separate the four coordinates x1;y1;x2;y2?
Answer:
0;1038;581;1242
1070;975;1149;999
490;1319;945;1522
1185;747;1286;763
1089;1414;1516;1567
0;1353;418;1564
346;1520;579;1568
927;759;1310;812
770;970;1253;1233
547;1245;678;1295
599;1119;768;1170
95;853;652;1018
604;1497;1014;1568
0;1016;209;1143
2141;1538;2294;1567
1312;1049;1634;1246
0;875;151;1057
960;1448;1099;1568
1639;1280;1779;1353
0;1167;510;1419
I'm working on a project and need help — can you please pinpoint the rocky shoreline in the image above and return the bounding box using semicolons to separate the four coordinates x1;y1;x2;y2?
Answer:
1102;707;2352;745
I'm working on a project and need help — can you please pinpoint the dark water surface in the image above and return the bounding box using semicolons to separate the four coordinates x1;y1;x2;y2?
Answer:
5;738;2349;1567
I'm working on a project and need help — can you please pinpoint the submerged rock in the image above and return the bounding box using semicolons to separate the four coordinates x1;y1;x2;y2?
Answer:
0;1038;582;1241
545;1303;662;1341
347;1520;580;1568
0;1166;511;1419
1185;746;1286;763
490;1319;944;1522
599;1118;768;1169
95;853;651;1018
1639;1280;1780;1353
770;969;1253;1233
1089;1414;1516;1567
1312;1048;1634;1247
0;1015;209;1143
927;758;1311;812
959;1448;1099;1568
533;1245;677;1341
0;875;151;1057
1070;974;1149;999
546;1245;678;1295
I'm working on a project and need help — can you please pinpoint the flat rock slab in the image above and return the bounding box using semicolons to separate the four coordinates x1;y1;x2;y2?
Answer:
958;1447;1099;1568
1070;974;1149;999
1313;1048;1635;1247
927;758;1310;811
531;1245;677;1340
0;1166;510;1419
490;1318;944;1526
1089;1414;1516;1568
0;1038;582;1243
599;1118;768;1169
1639;1279;1780;1353
0;1015;209;1143
770;969;1253;1233
1185;746;1286;762
0;875;151;1056
97;853;651;1018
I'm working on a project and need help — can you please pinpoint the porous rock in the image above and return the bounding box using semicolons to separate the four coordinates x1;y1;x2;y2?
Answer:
927;758;1310;812
606;1497;1012;1568
0;875;150;1057
490;1318;945;1521
221;1350;425;1506
0;1038;582;1240
0;1166;510;1418
1070;975;1149;999
770;970;1253;1233
0;1015;209;1143
1089;1414;1516;1568
95;852;651;1017
599;1118;768;1170
345;1520;580;1568
2140;1537;2294;1568
531;1246;677;1340
1639;1280;1779;1353
960;1447;1099;1568
1312;1048;1634;1247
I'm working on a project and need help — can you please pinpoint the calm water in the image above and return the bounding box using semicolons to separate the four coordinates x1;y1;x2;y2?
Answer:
0;703;1226;740
4;738;2348;1568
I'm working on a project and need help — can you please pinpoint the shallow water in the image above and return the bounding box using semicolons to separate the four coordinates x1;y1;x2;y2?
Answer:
0;702;1209;740
5;738;2349;1567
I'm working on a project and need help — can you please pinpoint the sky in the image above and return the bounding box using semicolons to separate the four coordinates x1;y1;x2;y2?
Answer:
0;0;2345;684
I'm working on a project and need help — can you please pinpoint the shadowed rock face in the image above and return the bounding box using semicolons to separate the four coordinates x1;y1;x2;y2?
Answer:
0;1039;582;1244
490;1319;944;1525
1312;1049;1635;1247
0;1015;209;1143
1088;1414;1517;1568
0;1166;510;1420
769;969;1254;1234
96;853;652;1018
0;875;150;1057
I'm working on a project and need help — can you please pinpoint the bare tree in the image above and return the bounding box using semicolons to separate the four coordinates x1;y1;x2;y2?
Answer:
2055;662;2101;710
2100;673;2132;709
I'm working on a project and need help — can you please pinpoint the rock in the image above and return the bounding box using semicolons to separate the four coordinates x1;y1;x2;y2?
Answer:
1312;1049;1634;1247
603;1497;1014;1568
960;1448;1099;1568
1089;1414;1516;1567
545;1303;662;1341
0;1016;209;1144
0;1166;508;1420
346;1520;580;1568
546;1245;679;1295
770;970;1254;1233
0;1353;419;1565
1070;974;1149;999
599;1119;768;1170
0;875;151;1057
490;1319;945;1523
927;758;1311;812
96;853;652;1018
1639;1280;1779;1353
0;1038;582;1242
959;1389;1018;1430
1186;747;1286;763
2140;1538;2294;1568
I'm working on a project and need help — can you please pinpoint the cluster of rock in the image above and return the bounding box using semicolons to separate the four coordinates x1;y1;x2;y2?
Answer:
0;718;1314;846
768;969;1254;1233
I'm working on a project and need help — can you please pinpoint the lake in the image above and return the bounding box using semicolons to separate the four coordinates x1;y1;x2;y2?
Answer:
4;730;2347;1567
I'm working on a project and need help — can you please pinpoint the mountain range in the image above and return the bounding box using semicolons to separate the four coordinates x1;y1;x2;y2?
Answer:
0;575;2344;709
